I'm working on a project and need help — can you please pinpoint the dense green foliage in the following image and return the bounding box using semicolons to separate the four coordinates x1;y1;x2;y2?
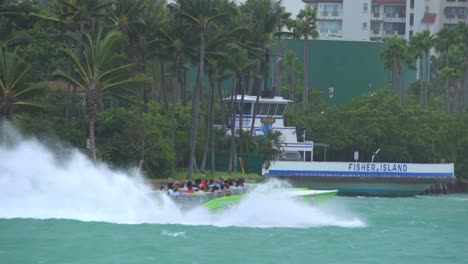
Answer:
0;0;467;178
286;89;468;177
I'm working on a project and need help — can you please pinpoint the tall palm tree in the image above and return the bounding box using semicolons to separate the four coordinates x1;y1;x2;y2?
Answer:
108;0;169;113
160;5;197;159
409;32;425;105
241;0;285;95
434;27;456;113
296;5;318;111
50;0;112;122
0;49;40;141
284;50;298;103
240;0;284;139
453;23;468;112
381;36;410;101
419;30;433;106
175;0;233;178
56;28;140;163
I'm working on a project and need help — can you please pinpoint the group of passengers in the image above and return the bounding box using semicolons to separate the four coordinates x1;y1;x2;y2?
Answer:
161;178;245;196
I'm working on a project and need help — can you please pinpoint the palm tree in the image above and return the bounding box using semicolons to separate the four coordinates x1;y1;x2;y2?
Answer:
284;50;298;103
0;49;39;141
175;0;233;178
240;0;285;138
241;0;285;95
434;27;456;113
296;5;318;111
381;36;410;101
160;5;197;160
409;32;425;105
51;0;112;122
453;23;468;113
419;30;433;106
257;130;283;168
56;28;140;163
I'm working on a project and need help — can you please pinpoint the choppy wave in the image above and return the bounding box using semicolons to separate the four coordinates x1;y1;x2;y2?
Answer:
0;123;365;228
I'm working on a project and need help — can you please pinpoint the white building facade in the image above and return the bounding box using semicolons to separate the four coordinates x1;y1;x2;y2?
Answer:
303;0;467;41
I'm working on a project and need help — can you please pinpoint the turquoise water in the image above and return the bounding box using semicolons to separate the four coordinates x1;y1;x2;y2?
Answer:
1;195;467;264
1;127;468;263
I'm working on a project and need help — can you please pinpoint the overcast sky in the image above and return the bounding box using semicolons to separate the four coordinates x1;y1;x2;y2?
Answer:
232;0;308;17
281;0;307;16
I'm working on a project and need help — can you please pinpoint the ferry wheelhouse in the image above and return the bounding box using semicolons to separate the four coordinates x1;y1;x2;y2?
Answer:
223;95;319;162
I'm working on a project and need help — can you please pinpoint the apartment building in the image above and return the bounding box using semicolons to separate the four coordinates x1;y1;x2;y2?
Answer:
303;0;467;41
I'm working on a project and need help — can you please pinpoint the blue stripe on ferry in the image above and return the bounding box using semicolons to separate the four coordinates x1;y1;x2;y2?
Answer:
236;115;284;119
338;188;421;195
268;170;454;177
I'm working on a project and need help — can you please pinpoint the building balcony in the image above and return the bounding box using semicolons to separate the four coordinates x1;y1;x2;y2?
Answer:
444;1;468;7
382;30;405;38
383;14;406;23
318;29;343;38
371;30;383;37
442;15;467;24
317;11;342;20
371;12;383;20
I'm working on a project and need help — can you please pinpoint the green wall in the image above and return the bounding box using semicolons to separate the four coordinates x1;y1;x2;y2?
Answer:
187;39;416;105
282;39;415;105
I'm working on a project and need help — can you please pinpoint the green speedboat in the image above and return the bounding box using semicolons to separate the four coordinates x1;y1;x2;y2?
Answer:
168;188;338;211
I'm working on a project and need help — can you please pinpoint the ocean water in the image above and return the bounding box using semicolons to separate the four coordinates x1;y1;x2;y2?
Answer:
1;127;468;264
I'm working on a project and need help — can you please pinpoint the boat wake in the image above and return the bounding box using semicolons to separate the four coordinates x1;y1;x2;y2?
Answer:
0;124;365;228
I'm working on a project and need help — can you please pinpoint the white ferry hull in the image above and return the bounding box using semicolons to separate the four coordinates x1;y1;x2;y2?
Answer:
264;161;456;196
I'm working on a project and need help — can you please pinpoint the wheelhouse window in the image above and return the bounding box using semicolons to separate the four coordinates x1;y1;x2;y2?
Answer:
276;103;287;116
259;103;269;115
268;104;278;116
242;102;252;115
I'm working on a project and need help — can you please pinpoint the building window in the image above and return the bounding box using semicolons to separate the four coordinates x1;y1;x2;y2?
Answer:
363;22;368;29
410;0;414;9
426;6;430;12
371;22;380;34
324;4;339;17
372;5;380;17
363;3;368;12
409;30;414;38
410;13;414;25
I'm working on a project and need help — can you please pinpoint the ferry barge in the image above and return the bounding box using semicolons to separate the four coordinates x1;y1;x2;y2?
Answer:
222;95;456;196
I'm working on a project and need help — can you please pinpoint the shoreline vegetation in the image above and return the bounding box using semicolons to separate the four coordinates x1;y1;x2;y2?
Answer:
0;1;467;182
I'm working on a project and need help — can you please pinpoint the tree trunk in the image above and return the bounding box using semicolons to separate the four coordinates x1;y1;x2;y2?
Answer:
88;112;97;164
463;59;468;112
200;69;215;172
228;76;238;172
445;50;451;113
140;51;149;113
160;62;168;110
454;80;460;113
425;50;430;106
182;68;187;106
187;33;205;178
419;56;424;105
277;57;282;97
250;78;261;136
303;20;309;111
217;76;226;133
170;55;181;153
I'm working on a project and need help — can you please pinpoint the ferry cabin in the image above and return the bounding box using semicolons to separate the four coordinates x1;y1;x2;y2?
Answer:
223;95;315;162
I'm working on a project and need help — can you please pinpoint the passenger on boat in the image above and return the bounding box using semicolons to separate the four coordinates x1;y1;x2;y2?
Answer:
167;182;174;195
171;186;180;196
187;186;194;193
201;179;207;188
